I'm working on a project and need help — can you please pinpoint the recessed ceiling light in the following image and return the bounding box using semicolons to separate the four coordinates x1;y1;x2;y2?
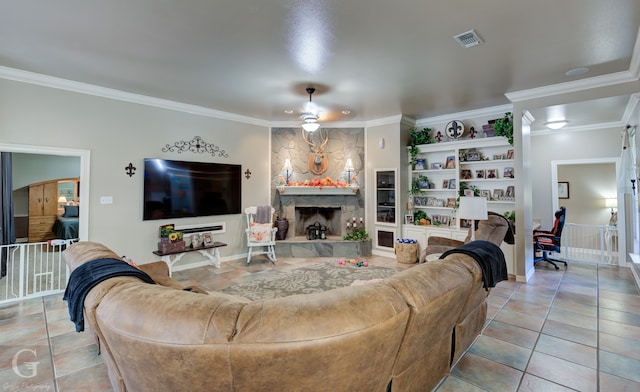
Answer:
546;121;568;130
284;109;294;114
565;67;590;76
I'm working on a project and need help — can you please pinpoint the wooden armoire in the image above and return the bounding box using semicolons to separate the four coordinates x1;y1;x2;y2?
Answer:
28;180;59;242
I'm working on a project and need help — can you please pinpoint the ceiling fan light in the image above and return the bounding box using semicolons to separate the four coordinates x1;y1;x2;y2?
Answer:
302;122;320;132
546;121;568;130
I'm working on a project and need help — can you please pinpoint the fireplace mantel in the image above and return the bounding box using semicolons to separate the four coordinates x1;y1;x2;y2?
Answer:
277;186;359;195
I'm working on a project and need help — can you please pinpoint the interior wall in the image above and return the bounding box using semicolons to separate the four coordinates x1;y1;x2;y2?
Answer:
0;78;270;263
531;127;620;228
556;163;617;226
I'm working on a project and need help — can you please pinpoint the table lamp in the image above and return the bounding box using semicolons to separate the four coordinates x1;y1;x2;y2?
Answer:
457;196;488;241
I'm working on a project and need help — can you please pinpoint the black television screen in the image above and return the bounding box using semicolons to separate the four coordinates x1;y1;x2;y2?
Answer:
143;158;241;220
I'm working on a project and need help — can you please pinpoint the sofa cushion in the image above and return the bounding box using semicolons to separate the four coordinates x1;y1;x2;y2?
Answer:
63;241;121;271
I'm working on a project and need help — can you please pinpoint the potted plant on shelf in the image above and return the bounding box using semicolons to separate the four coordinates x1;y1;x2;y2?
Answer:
493;112;514;145
408;127;435;165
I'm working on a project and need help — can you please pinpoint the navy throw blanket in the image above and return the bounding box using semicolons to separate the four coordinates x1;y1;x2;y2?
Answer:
440;240;507;290
63;258;155;332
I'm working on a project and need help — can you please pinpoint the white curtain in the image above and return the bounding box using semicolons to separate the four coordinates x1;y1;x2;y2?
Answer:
618;126;637;264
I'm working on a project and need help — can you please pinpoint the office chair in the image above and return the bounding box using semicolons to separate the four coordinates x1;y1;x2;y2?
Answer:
533;206;567;270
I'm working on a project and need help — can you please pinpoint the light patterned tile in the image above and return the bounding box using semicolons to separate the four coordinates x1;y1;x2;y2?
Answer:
526;351;597;392
451;352;522;392
468;335;532;371
534;334;597;368
599;371;640;391
434;375;487;392
518;373;576;392
482;320;539;349
494;308;546;332
600;350;640;383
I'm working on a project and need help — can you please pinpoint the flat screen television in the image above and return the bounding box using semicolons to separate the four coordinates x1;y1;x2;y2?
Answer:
143;158;241;220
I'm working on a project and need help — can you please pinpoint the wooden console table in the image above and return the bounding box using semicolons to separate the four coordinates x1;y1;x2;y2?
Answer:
153;241;227;276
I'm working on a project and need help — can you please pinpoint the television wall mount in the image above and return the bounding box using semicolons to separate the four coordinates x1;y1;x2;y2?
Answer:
162;136;229;158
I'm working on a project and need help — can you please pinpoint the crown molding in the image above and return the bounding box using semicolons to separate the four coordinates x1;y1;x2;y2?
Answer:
532;120;625;137
415;104;513;126
365;114;404;128
629;28;640;79
0;65;269;127
506;70;638;103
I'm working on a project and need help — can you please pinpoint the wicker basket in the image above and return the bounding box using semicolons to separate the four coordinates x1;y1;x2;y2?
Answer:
395;242;418;264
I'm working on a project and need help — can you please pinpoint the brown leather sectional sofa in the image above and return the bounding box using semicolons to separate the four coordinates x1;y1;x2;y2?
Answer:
63;241;490;392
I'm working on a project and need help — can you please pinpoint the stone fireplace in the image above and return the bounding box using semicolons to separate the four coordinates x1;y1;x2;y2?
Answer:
275;188;361;240
295;207;342;238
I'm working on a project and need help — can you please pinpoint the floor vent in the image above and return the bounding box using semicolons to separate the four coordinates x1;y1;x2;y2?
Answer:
454;29;483;48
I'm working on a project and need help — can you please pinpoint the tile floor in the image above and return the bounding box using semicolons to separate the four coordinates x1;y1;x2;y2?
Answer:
1;256;639;391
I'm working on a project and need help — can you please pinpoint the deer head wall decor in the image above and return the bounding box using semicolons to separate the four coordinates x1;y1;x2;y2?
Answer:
302;128;329;175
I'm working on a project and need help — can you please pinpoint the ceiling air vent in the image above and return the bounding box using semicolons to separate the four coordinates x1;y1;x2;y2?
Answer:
454;29;483;48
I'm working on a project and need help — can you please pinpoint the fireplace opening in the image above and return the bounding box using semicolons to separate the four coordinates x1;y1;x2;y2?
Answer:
295;207;342;238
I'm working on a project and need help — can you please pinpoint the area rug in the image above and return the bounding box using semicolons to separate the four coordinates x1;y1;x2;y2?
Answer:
221;261;399;301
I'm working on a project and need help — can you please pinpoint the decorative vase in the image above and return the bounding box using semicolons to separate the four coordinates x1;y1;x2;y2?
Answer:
275;218;289;240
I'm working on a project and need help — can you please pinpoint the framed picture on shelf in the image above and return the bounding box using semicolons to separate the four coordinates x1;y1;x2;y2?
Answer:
431;215;441;224
506;186;515;198
464;189;474;197
481;190;491;200
493;189;504;199
431;162;443;170
435;199;445;207
558;182;570;199
404;214;413;224
203;232;213;246
475;169;485;179
448;179;456;189
461;169;472;179
461;219;472;228
466;151;480;161
449;217;456;228
442;180;449;189
487;169;498;179
439;215;450;226
445;156;456;169
414;159;426;170
426;197;437;206
493;154;503;160
507;149;514;159
503;167;514;178
447;198;457;208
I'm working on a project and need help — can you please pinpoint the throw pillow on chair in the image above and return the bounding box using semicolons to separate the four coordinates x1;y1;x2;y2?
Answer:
250;223;273;242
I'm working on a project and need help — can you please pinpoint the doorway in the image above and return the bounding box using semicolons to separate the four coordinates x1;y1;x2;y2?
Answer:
551;158;623;265
0;143;90;241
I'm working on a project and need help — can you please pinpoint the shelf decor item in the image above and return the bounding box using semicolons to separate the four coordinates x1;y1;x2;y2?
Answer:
493;112;514;145
445;120;465;140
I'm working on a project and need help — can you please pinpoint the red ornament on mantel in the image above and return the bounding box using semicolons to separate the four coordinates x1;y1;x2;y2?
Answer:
435;131;444;143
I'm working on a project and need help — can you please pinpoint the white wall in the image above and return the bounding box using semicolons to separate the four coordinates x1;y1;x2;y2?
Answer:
531;127;620;228
0;78;270;264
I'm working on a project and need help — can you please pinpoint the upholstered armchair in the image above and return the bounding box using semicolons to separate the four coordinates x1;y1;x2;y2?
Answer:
420;212;514;263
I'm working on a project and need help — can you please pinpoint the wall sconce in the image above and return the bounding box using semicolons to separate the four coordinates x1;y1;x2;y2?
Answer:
457;196;488;241
344;158;354;184
282;158;293;184
604;198;617;215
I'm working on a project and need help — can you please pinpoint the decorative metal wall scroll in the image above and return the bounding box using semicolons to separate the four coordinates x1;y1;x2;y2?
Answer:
244;169;252;179
162;136;229;158
125;162;136;177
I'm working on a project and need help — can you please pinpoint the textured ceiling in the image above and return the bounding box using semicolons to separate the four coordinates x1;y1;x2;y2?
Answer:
1;0;639;126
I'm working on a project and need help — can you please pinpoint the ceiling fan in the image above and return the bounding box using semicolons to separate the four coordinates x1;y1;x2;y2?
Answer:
301;87;320;132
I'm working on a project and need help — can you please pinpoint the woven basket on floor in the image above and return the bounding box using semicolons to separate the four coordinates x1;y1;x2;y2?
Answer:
395;243;418;264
